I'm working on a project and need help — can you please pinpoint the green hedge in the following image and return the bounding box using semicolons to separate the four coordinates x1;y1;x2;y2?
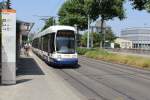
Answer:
76;48;90;55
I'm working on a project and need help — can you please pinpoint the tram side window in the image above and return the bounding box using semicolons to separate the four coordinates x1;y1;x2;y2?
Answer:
39;37;43;50
43;34;49;52
37;38;40;49
49;33;55;53
41;37;44;50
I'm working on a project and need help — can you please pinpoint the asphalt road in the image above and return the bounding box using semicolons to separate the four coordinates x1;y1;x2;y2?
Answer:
52;56;150;100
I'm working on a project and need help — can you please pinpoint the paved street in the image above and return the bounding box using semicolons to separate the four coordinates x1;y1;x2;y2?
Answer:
1;53;150;100
53;56;150;100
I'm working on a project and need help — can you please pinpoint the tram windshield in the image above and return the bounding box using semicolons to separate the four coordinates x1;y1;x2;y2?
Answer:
56;30;75;54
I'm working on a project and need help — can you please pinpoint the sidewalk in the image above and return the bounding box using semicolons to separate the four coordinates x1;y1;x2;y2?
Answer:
0;52;85;100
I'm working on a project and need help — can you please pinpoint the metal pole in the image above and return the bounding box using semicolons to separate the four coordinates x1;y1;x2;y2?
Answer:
91;26;93;48
74;24;77;48
87;15;90;48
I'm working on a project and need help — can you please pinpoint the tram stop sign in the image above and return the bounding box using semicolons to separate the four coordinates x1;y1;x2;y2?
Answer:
0;9;16;85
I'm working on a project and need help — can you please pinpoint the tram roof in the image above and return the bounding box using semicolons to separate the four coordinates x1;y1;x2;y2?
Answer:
33;25;76;39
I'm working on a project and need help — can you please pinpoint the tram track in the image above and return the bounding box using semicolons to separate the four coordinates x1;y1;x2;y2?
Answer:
79;56;150;81
51;56;150;100
59;69;136;100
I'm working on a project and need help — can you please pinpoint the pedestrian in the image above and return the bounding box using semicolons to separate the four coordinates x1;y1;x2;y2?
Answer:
24;43;30;56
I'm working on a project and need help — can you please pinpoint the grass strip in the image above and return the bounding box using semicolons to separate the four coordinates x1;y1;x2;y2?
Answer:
77;48;150;69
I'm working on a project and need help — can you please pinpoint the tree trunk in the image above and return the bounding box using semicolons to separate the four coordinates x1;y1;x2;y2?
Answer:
100;16;104;48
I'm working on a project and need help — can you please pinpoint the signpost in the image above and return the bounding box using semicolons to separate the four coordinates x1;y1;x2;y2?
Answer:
0;9;16;85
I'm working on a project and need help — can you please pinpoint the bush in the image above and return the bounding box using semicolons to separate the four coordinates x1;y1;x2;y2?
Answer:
76;48;89;55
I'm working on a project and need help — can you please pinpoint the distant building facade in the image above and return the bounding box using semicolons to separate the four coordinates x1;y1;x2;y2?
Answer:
121;27;150;49
115;38;133;49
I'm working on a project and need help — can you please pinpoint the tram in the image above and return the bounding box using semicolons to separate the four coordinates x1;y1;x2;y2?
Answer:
32;25;78;66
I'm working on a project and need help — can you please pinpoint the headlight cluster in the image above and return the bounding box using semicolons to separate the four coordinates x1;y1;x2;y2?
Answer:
72;55;77;58
57;55;62;59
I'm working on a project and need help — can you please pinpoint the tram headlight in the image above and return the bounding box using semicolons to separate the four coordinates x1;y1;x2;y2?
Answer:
72;55;77;58
57;55;62;59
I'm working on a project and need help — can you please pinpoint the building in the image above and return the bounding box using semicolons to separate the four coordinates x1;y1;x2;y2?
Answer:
115;38;133;49
121;27;150;49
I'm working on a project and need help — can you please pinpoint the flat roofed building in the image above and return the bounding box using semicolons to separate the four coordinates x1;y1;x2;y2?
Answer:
121;27;150;49
115;38;133;49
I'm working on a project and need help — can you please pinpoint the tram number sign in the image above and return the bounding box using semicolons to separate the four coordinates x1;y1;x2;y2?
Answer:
58;31;74;36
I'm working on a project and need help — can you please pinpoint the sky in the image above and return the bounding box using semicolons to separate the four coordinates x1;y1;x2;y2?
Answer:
11;0;65;32
107;2;150;36
1;0;150;36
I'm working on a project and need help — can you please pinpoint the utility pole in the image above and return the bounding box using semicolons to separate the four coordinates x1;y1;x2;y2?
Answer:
87;15;90;48
74;24;78;48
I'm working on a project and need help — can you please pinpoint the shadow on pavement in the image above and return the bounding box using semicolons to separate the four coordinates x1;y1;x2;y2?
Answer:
16;57;45;84
0;57;45;85
17;57;45;76
16;79;32;84
49;64;81;69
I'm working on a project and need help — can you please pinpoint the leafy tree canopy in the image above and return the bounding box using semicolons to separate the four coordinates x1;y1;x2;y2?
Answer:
58;0;88;30
89;0;125;21
129;0;148;10
145;0;150;12
129;0;150;12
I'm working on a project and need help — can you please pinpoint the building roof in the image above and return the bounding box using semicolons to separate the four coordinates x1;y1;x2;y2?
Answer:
122;27;150;31
16;20;34;36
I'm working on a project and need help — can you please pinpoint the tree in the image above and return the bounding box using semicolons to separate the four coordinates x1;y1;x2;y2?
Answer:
41;17;55;31
59;0;125;47
80;27;116;47
105;27;116;42
146;0;150;12
128;0;150;12
58;0;88;30
7;0;11;9
89;0;125;47
80;32;87;47
129;0;148;10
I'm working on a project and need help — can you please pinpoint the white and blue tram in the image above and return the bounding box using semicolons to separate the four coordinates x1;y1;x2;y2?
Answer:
32;25;78;66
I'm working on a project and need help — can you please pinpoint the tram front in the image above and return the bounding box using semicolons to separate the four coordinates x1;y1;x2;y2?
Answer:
54;30;78;66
